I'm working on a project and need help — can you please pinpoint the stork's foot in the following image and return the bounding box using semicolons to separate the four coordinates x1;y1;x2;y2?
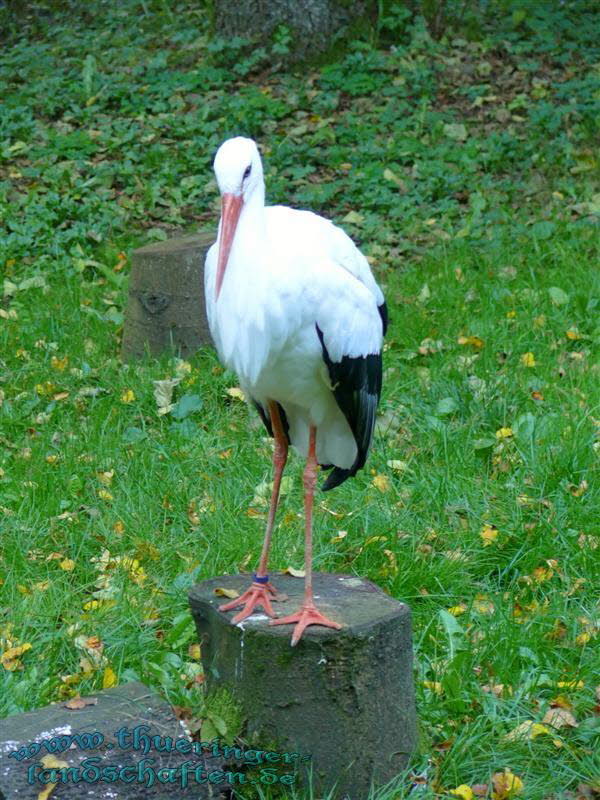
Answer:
269;603;342;646
219;581;279;623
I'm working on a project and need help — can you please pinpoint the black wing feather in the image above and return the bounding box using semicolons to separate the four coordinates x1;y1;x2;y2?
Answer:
378;301;388;336
315;325;382;491
252;400;291;444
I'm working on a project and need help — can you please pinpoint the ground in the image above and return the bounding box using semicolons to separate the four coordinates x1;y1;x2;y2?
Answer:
0;1;599;798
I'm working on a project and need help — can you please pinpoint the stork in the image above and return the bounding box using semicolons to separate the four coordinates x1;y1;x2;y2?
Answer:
205;137;387;646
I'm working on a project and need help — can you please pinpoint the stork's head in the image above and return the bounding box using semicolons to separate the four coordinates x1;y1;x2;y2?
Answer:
213;137;263;298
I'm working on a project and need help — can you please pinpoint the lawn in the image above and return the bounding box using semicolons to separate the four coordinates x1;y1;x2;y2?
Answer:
1;1;599;797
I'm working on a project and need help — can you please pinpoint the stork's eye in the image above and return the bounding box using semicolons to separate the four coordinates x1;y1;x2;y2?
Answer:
243;164;252;180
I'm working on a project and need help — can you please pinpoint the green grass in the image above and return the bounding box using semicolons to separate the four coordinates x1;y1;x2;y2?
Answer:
1;1;599;797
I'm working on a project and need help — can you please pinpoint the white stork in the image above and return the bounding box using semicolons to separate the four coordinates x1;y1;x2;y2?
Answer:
204;136;387;646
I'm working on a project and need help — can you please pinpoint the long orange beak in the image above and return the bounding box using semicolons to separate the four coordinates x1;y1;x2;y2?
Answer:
215;192;243;299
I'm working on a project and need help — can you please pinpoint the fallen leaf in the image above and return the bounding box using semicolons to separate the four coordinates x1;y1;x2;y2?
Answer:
568;479;588;497
226;386;246;401
214;587;240;599
38;754;69;800
153;377;180;415
188;643;201;660
422;680;443;694
492;769;524;799
372;473;391;492
505;720;551;741
1;642;32;671
102;666;118;688
520;352;536;367
458;335;484;349
449;786;474;800
120;389;135;404
387;459;410;472
283;566;305;578
59;558;75;571
447;603;467;616
542;707;578;729
64;696;98;710
495;427;513;439
480;524;498;546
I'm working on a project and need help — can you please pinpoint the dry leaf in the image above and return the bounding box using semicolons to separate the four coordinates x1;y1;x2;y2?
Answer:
214;587;240;599
1;642;32;671
387;459;410;472
372;473;391;492
492;769;524;799
495;427;513;439
153;377;180;415
283;566;305;578
59;558;75;571
226;387;246;401
64;696;98;710
458;335;484;349
520;352;536;367
542;707;578;729
120;389;135;404
480;525;498;546
422;680;443;694
102;666;118;688
447;603;467;616
449;786;474;800
505;720;551;741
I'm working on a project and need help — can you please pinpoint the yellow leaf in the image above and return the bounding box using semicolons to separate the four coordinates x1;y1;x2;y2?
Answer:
50;355;69;371
449;785;474;800
214;587;240;599
458;335;484;349
566;328;583;340
188;643;201;660
473;594;494;614
506;310;516;319
120;389;135;404
59;558;75;571
557;679;583;689
505;720;551;741
102;666;118;688
372;473;391;492
480;525;498;546
226;387;246;401
364;535;387;546
331;530;348;543
495;427;513;439
37;755;68;800
575;631;591;646
283;566;305;578
447;603;467;616
45;455;58;464
422;680;443;694
40;754;69;769
113;520;125;534
492;769;524;799
97;470;114;486
520;352;536;367
98;489;113;502
1;642;32;671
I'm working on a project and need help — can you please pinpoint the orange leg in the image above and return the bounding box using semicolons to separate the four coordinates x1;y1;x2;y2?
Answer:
270;425;342;646
219;401;288;623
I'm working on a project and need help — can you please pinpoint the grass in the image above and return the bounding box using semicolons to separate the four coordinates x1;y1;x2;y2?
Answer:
1;1;599;797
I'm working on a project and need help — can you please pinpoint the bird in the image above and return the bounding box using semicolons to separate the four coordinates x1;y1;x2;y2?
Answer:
204;136;387;646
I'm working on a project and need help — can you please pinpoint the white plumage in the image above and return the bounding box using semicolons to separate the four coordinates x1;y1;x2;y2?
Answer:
204;136;387;644
205;137;386;475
